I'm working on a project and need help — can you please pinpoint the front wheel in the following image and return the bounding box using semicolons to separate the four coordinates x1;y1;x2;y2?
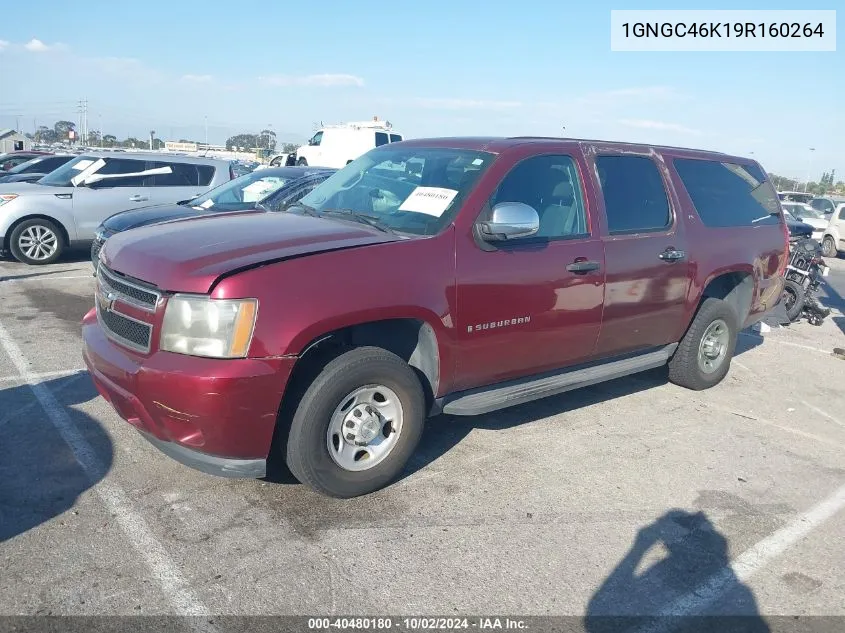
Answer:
822;235;838;258
297;157;308;166
782;279;805;322
668;298;738;391
9;218;64;265
285;346;425;498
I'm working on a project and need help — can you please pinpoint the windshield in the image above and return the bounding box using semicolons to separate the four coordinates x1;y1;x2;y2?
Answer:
38;155;99;187
297;146;494;235
187;170;291;211
796;206;824;219
7;157;44;175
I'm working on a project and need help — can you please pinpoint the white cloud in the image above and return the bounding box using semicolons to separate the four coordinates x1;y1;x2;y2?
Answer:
579;86;685;105
410;98;523;111
0;40;9;52
617;118;702;135
182;74;214;83
24;38;65;52
259;73;364;87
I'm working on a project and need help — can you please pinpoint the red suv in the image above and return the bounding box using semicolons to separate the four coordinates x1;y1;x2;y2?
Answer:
82;137;788;497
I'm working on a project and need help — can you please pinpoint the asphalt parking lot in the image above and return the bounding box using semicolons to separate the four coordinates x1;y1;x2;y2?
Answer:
1;251;844;627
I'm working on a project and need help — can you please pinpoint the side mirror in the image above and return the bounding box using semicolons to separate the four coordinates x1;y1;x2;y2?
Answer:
477;202;540;242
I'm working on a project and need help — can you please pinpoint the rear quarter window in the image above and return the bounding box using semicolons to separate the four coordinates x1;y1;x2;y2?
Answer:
152;162;215;186
673;158;780;227
375;132;389;147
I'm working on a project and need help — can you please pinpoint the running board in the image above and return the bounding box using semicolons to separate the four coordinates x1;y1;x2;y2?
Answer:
441;344;678;416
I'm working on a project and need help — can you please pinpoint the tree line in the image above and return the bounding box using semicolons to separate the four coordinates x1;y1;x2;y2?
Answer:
26;120;299;154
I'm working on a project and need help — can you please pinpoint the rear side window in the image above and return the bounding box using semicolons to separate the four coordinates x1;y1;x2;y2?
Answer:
152;162;215;186
596;156;671;234
31;156;71;173
389;134;402;143
375;132;389;147
673;158;780;227
810;198;834;214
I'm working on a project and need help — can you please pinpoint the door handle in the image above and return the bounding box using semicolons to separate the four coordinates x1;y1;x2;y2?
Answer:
566;260;601;274
659;248;686;262
129;194;149;202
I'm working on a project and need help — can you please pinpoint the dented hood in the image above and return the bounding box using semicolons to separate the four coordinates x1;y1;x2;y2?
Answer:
100;211;401;293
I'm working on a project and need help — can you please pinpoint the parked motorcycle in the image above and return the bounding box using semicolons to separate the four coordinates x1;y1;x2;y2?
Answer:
782;237;832;325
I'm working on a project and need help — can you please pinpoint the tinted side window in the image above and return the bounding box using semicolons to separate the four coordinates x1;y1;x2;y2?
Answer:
490;154;588;239
375;132;389;147
90;158;149;188
673;158;780;227
811;198;834;213
32;156;70;173
151;162;215;186
389;134;402;143
596;156;671;234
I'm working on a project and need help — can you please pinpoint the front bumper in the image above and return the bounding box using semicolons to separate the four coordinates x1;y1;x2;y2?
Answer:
82;308;295;478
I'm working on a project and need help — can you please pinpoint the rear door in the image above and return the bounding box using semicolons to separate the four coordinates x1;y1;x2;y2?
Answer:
149;161;216;204
71;157;154;239
589;150;691;358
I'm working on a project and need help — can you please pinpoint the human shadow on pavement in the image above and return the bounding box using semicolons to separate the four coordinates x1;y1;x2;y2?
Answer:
0;372;111;542
585;510;770;633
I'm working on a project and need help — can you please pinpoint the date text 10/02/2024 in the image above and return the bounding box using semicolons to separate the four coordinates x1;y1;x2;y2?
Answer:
307;617;528;630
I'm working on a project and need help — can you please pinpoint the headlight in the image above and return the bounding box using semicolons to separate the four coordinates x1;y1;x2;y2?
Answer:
160;295;258;358
0;194;18;207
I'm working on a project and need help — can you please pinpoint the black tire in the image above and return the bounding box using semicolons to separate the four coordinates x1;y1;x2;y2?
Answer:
285;346;425;498
782;279;806;322
668;298;739;391
9;218;64;265
297;157;308;166
822;235;837;258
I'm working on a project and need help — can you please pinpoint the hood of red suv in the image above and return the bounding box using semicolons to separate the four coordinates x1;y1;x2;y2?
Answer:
100;211;402;293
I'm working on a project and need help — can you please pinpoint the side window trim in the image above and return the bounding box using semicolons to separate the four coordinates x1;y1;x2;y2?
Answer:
595;153;674;236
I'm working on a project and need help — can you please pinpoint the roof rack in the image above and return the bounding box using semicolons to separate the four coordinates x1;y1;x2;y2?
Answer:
505;136;731;156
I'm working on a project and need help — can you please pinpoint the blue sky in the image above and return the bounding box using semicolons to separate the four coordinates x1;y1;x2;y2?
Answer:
0;0;841;180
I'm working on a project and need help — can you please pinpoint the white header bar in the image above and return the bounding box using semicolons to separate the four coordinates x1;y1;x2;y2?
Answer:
611;10;836;52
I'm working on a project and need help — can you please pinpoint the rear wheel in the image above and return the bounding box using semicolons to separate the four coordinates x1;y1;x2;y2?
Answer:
668;298;738;391
9;218;64;265
284;346;425;498
782;279;805;322
822;235;838;258
297;157;308;166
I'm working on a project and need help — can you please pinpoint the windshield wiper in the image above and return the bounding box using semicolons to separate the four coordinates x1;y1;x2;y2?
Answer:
321;208;395;234
284;202;320;217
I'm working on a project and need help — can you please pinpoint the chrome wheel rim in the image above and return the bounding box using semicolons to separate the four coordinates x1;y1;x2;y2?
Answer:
18;225;58;261
823;237;835;257
698;319;730;374
326;385;403;472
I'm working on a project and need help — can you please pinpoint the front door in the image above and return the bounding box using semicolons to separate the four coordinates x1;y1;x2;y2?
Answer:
589;151;691;358
72;157;155;239
454;153;606;392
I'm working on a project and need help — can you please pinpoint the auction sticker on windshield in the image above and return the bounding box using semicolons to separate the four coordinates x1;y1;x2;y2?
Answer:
398;187;458;217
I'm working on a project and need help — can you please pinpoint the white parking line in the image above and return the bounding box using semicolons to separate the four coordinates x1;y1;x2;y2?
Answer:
0;321;215;625
801;400;845;429
739;332;831;355
0;372;88;431
0;368;87;383
638;481;845;632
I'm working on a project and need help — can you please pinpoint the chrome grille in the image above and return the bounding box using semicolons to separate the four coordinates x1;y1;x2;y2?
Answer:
90;238;104;269
97;265;160;311
95;265;160;353
97;305;152;352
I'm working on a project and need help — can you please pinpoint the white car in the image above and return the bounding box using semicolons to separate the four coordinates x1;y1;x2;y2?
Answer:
0;152;232;264
292;120;404;168
781;202;827;241
821;203;845;258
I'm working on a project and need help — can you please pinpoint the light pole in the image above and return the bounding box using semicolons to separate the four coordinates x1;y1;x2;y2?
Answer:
804;147;815;193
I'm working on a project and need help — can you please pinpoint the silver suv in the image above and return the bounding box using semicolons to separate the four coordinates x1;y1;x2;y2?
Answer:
0;152;232;265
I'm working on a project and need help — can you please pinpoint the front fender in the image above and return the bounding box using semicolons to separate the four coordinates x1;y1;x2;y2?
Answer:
0;196;78;241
